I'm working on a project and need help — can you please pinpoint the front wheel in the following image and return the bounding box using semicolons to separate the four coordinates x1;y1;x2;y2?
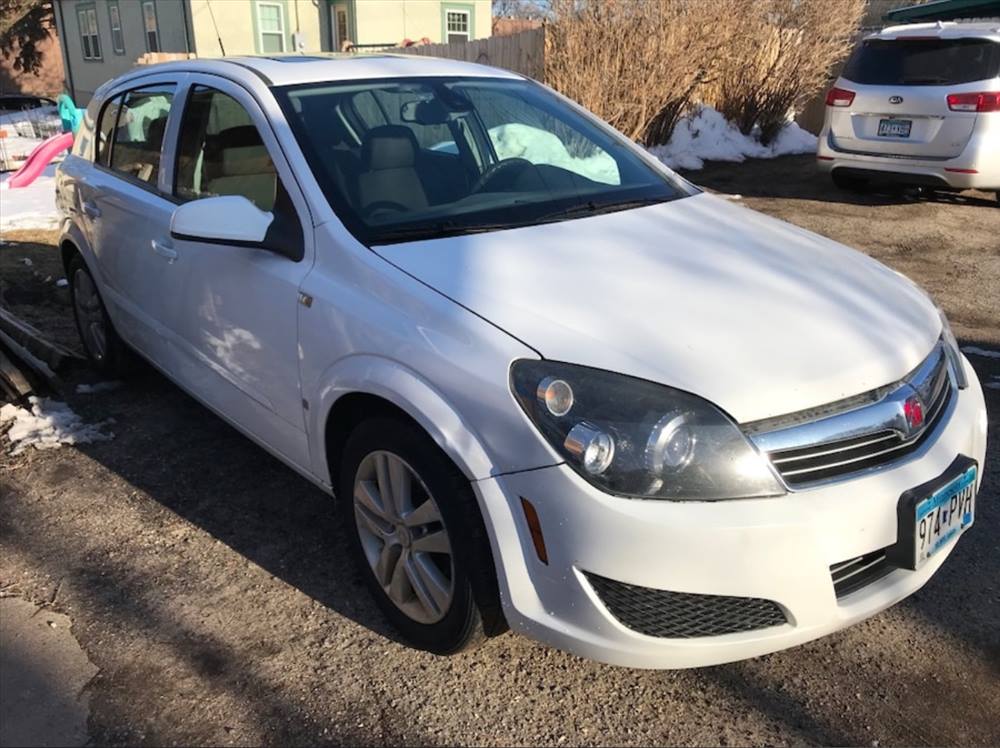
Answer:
338;416;505;654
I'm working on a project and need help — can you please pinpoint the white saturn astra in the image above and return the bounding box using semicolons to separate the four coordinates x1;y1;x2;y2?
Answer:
818;21;1000;200
56;55;987;669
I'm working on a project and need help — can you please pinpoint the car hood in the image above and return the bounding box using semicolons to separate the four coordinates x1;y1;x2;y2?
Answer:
374;193;940;423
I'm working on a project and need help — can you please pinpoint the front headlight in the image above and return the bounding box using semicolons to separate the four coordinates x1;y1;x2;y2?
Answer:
510;360;785;500
938;308;969;389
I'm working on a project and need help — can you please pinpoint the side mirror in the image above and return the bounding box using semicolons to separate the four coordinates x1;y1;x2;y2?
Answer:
170;195;273;246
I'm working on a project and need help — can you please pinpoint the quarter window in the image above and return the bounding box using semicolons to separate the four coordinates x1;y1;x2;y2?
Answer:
445;9;470;43
77;6;101;60
142;1;159;53
256;2;286;54
174;86;279;212
108;85;175;186
108;2;125;55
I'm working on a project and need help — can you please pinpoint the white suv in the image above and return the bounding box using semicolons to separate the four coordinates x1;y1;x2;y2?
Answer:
818;22;1000;201
56;55;987;669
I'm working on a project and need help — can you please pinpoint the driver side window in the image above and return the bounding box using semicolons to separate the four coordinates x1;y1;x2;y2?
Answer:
174;86;279;212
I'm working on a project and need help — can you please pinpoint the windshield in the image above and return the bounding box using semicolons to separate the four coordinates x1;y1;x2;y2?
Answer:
842;38;1000;86
274;77;692;245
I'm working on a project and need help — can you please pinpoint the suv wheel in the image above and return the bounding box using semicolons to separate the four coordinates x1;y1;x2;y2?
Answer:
67;254;133;377
338;416;505;653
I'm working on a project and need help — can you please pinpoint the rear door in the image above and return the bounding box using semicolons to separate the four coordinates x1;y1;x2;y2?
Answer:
81;78;180;363
831;37;1000;158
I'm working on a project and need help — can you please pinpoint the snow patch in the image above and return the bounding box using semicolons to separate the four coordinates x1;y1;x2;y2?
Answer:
0;165;59;231
55;278;68;288
1;397;114;456
961;345;1000;360
647;106;817;172
488;123;621;185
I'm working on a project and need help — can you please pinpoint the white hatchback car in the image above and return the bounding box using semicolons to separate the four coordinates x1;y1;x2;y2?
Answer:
818;22;1000;200
56;55;987;669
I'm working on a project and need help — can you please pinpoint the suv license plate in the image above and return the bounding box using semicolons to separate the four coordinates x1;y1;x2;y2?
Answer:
878;118;912;137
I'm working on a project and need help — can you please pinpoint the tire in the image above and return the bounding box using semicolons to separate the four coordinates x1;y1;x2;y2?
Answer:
338;415;505;654
67;254;134;377
832;170;869;192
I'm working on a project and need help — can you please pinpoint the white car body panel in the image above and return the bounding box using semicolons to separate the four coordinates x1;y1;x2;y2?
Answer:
55;54;989;669
375;192;940;424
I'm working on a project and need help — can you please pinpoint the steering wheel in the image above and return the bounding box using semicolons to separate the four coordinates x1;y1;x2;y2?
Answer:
363;200;410;220
470;158;535;194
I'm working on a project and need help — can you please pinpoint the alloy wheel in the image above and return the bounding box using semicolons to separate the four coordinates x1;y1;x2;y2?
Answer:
353;450;455;624
73;268;107;361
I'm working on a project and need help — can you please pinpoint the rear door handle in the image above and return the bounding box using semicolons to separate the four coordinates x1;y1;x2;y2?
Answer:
151;239;178;263
81;201;101;219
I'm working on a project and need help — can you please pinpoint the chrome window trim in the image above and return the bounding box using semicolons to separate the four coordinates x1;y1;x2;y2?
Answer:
746;342;958;490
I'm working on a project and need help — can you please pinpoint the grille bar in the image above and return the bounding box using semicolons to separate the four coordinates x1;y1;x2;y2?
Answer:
831;549;893;598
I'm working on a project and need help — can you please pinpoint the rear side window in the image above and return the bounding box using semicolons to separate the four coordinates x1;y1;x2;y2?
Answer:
107;85;175;185
173;86;278;211
843;38;1000;86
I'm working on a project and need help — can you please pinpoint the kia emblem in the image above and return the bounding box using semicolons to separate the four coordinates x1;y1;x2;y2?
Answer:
889;95;904;105
904;394;925;432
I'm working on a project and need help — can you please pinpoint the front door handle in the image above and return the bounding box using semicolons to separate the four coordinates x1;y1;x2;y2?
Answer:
151;239;178;263
81;200;101;219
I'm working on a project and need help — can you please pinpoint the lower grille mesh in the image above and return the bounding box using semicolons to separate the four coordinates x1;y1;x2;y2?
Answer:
585;573;787;638
830;548;893;598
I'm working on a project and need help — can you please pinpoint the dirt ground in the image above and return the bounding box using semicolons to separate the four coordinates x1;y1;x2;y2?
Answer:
1;155;999;746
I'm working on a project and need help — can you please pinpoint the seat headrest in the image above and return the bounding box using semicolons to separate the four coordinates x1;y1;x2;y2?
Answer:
362;125;419;171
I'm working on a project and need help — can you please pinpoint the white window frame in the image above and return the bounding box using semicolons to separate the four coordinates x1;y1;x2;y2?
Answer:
142;1;160;53
256;2;286;54
108;2;125;55
445;9;471;43
78;6;102;60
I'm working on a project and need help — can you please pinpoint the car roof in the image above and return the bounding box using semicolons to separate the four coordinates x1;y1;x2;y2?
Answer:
874;21;1000;41
104;53;524;92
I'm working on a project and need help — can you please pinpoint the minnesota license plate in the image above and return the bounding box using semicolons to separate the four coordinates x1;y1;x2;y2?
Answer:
878;118;912;137
913;465;976;567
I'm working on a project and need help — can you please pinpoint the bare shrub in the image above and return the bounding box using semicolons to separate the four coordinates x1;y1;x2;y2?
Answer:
709;0;864;144
544;0;739;147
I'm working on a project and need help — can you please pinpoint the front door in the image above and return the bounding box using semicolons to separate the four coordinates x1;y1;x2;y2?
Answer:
159;77;314;471
331;2;350;50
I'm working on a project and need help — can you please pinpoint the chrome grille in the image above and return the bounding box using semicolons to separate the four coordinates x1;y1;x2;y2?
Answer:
749;344;955;488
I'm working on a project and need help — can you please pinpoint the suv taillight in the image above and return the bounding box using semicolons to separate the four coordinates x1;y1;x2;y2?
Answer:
947;92;1000;112
825;87;856;107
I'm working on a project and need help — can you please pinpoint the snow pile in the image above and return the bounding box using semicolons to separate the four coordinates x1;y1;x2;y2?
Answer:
0;164;59;231
489;123;621;185
647;106;817;171
1;397;114;456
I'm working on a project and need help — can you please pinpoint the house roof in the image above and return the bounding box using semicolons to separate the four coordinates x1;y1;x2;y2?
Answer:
884;0;1000;22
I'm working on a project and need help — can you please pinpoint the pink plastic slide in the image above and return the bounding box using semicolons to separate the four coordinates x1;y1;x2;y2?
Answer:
5;131;74;189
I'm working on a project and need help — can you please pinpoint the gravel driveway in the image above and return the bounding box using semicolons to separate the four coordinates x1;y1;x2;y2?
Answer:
1;155;998;746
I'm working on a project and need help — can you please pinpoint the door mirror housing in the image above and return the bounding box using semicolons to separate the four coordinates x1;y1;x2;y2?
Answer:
170;195;273;246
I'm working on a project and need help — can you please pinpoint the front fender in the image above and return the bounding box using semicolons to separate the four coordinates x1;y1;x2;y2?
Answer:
308;353;500;487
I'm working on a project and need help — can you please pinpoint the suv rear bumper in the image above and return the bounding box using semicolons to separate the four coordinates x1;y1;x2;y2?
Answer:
817;129;1000;191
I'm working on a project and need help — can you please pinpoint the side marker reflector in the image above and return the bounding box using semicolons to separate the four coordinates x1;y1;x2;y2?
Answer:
520;497;549;565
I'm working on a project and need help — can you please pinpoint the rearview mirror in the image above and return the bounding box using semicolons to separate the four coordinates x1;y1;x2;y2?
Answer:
170;195;273;246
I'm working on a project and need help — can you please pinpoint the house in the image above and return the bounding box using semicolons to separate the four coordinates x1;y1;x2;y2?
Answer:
51;0;492;104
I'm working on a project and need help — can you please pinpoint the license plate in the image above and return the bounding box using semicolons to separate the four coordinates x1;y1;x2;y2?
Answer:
878;118;912;137
912;466;975;567
889;457;977;571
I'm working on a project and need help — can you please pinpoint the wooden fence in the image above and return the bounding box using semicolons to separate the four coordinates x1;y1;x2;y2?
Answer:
392;27;547;83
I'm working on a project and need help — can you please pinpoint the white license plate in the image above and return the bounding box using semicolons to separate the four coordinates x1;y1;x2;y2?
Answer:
913;465;976;567
878;118;912;137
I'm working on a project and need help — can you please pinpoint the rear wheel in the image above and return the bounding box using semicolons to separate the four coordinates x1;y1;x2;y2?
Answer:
67;254;133;377
832;170;869;193
338;416;505;654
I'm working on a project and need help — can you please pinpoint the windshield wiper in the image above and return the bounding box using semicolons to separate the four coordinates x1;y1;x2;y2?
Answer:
538;198;666;222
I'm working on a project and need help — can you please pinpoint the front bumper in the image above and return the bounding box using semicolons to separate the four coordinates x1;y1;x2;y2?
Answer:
816;129;1000;191
476;357;987;669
